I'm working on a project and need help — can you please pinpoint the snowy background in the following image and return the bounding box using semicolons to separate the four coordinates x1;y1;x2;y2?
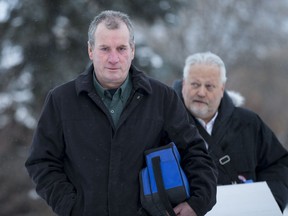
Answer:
0;0;288;215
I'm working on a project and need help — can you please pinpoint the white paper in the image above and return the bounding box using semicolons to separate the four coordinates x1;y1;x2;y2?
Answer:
205;181;283;216
284;205;288;216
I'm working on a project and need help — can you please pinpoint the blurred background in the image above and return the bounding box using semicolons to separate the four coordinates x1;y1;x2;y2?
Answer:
0;0;288;215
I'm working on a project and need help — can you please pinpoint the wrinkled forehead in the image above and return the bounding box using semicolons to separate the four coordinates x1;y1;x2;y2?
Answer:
94;22;132;45
189;64;221;79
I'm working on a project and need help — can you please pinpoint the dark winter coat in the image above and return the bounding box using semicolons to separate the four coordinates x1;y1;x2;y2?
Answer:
25;65;217;216
173;79;288;211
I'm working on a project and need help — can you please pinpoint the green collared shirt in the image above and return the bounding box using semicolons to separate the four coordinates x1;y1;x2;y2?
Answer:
93;72;132;126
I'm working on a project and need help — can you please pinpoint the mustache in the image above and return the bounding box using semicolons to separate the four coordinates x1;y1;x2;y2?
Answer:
193;99;208;105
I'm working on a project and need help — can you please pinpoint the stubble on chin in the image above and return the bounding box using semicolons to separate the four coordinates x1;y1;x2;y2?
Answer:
188;103;209;119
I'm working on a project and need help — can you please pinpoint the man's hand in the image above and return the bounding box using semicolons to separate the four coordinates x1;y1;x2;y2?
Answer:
173;202;197;216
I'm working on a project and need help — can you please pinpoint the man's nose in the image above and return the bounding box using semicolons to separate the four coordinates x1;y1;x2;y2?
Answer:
108;51;119;63
197;86;206;96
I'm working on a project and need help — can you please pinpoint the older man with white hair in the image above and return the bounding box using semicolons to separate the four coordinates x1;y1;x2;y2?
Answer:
173;52;288;212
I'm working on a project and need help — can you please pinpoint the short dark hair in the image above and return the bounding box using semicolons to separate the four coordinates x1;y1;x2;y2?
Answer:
88;10;135;48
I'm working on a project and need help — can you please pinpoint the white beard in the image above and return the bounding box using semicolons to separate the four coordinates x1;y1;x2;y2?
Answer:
188;103;209;119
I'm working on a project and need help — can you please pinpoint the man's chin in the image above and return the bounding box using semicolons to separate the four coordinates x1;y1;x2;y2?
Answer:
190;107;208;118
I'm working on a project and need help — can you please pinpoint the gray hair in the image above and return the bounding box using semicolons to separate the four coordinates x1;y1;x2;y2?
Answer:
88;10;135;48
183;52;227;84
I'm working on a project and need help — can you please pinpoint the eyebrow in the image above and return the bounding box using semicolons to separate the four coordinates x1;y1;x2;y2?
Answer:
97;44;129;48
97;44;109;47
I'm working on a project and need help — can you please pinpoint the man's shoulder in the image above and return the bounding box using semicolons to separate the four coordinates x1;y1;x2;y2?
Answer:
232;106;261;122
51;65;91;96
131;66;175;95
148;77;177;97
48;79;76;99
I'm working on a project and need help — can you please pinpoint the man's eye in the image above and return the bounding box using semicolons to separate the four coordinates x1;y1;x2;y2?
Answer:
191;83;200;88
205;84;215;91
118;47;127;51
100;47;108;51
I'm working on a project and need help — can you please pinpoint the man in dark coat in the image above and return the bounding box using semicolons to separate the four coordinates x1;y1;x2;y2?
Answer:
173;51;288;212
25;11;217;216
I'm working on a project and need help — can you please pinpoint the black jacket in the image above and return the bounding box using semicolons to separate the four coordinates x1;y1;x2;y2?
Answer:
173;79;288;211
25;65;217;216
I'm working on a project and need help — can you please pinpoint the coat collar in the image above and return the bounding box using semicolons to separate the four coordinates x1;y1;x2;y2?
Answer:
211;91;235;134
217;91;235;120
75;63;152;96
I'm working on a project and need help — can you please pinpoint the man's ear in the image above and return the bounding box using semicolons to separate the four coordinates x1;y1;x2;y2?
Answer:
131;44;135;60
221;83;225;97
181;79;186;89
181;80;186;95
88;42;93;60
